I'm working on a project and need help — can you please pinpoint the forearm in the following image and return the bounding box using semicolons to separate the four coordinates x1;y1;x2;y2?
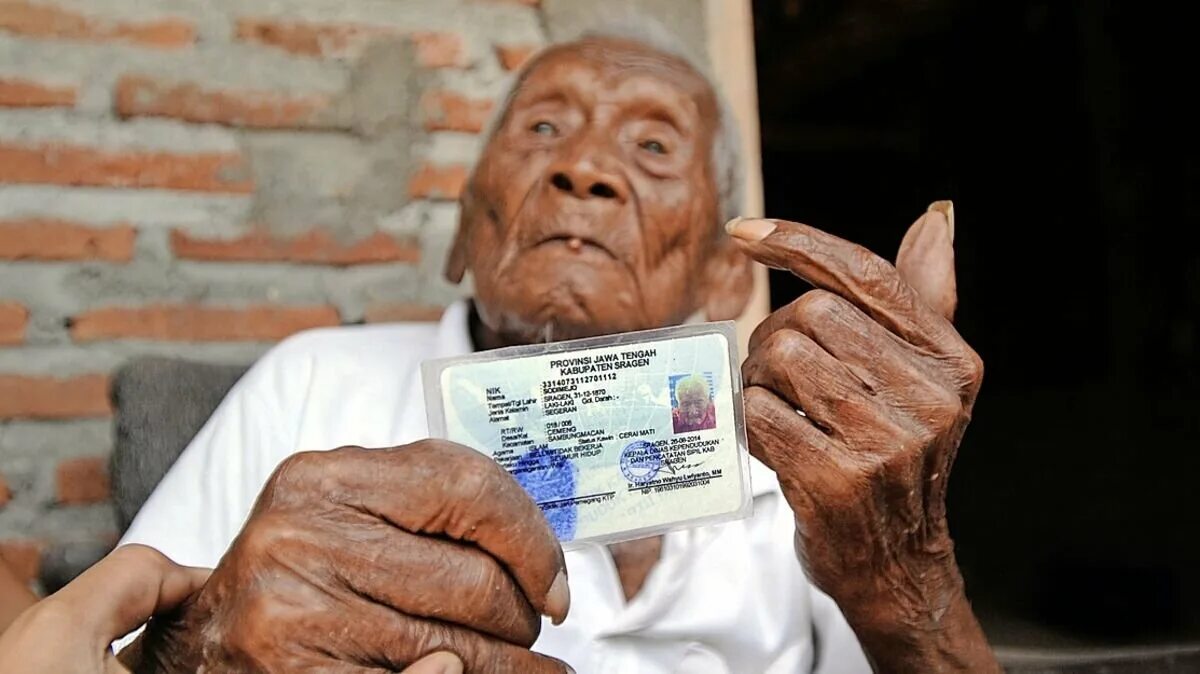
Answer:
841;562;999;674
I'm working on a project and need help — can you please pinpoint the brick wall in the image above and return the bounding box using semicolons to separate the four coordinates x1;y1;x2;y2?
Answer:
0;0;708;590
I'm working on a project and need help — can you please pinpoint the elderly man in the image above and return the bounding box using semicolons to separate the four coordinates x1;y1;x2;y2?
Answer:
117;29;997;674
672;374;717;433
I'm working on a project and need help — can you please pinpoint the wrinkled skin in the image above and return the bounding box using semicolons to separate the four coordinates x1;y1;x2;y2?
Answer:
129;442;570;673
128;35;999;674
733;204;998;672
447;37;753;346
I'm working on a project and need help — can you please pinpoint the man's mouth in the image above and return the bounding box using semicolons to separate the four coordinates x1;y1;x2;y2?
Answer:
536;235;618;260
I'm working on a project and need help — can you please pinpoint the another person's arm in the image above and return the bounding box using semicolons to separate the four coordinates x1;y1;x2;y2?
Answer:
0;544;463;674
0;557;37;634
731;204;999;672
0;544;207;673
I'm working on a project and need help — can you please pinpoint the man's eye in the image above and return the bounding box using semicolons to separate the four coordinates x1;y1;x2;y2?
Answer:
531;121;557;136
639;139;667;155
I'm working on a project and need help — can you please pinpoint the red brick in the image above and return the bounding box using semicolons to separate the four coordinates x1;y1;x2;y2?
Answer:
70;304;341;342
0;474;10;507
364;303;446;323
0;218;134;262
496;43;539;71
0;2;194;48
0;302;26;346
171;229;419;266
55;456;110;505
0;539;44;583
115;75;330;129
411;32;465;68
0;143;253;193
0;77;76;108
235;17;399;59
0;374;112;420
408;163;468;200
234;19;464;68
420;90;494;133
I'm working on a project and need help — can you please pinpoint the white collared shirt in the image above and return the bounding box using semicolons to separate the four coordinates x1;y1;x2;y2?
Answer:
119;301;870;673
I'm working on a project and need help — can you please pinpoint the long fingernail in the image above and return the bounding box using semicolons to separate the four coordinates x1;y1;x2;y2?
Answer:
725;217;776;242
927;200;954;243
545;570;570;625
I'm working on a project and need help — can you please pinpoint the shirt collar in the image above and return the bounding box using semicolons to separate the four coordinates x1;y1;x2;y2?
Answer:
431;299;475;359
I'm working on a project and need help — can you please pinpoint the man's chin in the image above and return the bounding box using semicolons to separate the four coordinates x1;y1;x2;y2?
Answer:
476;275;646;344
485;296;639;344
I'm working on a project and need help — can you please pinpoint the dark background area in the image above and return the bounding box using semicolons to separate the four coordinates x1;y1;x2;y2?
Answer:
753;0;1198;647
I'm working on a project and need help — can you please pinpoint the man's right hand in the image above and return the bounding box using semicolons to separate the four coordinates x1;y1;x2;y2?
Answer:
129;440;572;673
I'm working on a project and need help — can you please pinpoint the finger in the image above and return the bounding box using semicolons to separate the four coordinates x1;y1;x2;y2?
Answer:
726;215;965;358
52;544;210;641
331;519;541;646
896;201;957;321
327;600;569;674
743;386;841;516
744;387;868;571
286;442;569;624
282;647;464;674
749;290;942;394
744;385;837;462
742;328;881;440
403;652;464;674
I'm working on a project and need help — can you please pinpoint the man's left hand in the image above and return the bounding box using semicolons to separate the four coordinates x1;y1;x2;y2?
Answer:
730;204;999;673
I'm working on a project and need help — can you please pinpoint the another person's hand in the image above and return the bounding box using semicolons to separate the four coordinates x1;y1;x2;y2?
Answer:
131;440;571;673
731;204;999;672
0;544;206;674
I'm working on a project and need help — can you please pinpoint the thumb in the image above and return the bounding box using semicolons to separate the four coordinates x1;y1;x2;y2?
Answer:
52;544;210;641
895;200;957;322
402;651;465;674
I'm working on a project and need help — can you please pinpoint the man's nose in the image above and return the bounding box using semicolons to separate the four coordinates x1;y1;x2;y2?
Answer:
548;159;628;203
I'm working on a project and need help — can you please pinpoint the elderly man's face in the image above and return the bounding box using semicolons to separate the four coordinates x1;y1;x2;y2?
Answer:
677;385;712;426
446;37;752;343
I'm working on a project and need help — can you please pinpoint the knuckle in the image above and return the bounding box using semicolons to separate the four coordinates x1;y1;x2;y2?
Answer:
454;460;502;500
961;346;985;384
790;289;842;327
759;327;808;362
933;387;966;422
238;513;304;559
748;317;777;353
272;449;331;485
742;385;773;417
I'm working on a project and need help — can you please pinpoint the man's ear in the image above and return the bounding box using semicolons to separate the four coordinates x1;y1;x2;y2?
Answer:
701;237;755;321
443;200;473;284
444;224;468;284
895;200;957;322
